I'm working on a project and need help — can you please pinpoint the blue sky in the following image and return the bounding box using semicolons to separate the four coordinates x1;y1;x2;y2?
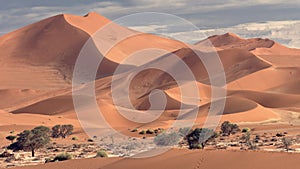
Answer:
0;0;300;47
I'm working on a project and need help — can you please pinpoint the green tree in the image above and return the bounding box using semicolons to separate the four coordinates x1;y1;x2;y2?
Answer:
60;125;74;138
221;121;240;136
51;124;74;138
14;126;50;157
282;137;292;152
186;128;218;149
51;125;61;138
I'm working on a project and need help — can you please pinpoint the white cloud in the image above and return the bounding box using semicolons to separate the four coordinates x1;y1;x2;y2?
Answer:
0;0;300;33
0;1;300;49
162;20;300;48
129;24;169;33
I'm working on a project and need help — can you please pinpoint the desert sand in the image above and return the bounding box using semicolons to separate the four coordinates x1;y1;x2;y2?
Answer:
14;149;300;169
0;12;300;168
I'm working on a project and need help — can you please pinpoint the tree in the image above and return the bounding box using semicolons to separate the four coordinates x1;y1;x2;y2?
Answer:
282;137;292;152
186;128;218;149
5;135;16;143
51;124;74;138
51;125;61;138
221;121;240;136
60;125;74;138
14;126;50;157
242;132;257;150
242;132;251;144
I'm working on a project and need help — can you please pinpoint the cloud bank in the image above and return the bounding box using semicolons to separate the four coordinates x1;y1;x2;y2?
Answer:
0;1;299;48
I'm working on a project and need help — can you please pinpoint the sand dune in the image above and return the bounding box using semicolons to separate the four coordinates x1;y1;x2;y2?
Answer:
196;32;275;51
12;95;74;115
0;16;298;127
0;12;300;168
228;67;300;91
228;90;300;110
268;79;300;94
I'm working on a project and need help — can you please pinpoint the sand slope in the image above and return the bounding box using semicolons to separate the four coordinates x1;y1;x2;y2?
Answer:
0;13;299;148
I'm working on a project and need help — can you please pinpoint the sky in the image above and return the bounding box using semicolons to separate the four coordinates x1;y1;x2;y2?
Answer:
0;0;300;47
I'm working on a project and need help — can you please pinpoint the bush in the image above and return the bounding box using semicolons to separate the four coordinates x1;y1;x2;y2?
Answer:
146;129;154;134
242;132;251;143
53;153;72;161
131;128;138;132
179;127;191;137
154;132;181;146
95;150;108;158
139;130;146;135
242;128;251;133
282;137;292;152
71;137;78;141
186;128;218;149
45;158;52;163
87;138;94;142
221;121;240;136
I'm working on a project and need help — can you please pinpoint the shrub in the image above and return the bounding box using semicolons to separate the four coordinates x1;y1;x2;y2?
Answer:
242;132;251;144
221;121;240;136
53;153;72;161
154;132;181;146
276;133;285;137
179;127;191;137
131;128;138;132
87;138;94;142
282;137;292;152
247;140;258;150
186;128;218;149
95;150;108;158
146;129;154;134
139;130;146;135
45;158;52;163
71;137;78;141
242;128;251;133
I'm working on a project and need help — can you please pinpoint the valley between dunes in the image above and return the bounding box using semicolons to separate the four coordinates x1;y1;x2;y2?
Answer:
0;12;300;169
